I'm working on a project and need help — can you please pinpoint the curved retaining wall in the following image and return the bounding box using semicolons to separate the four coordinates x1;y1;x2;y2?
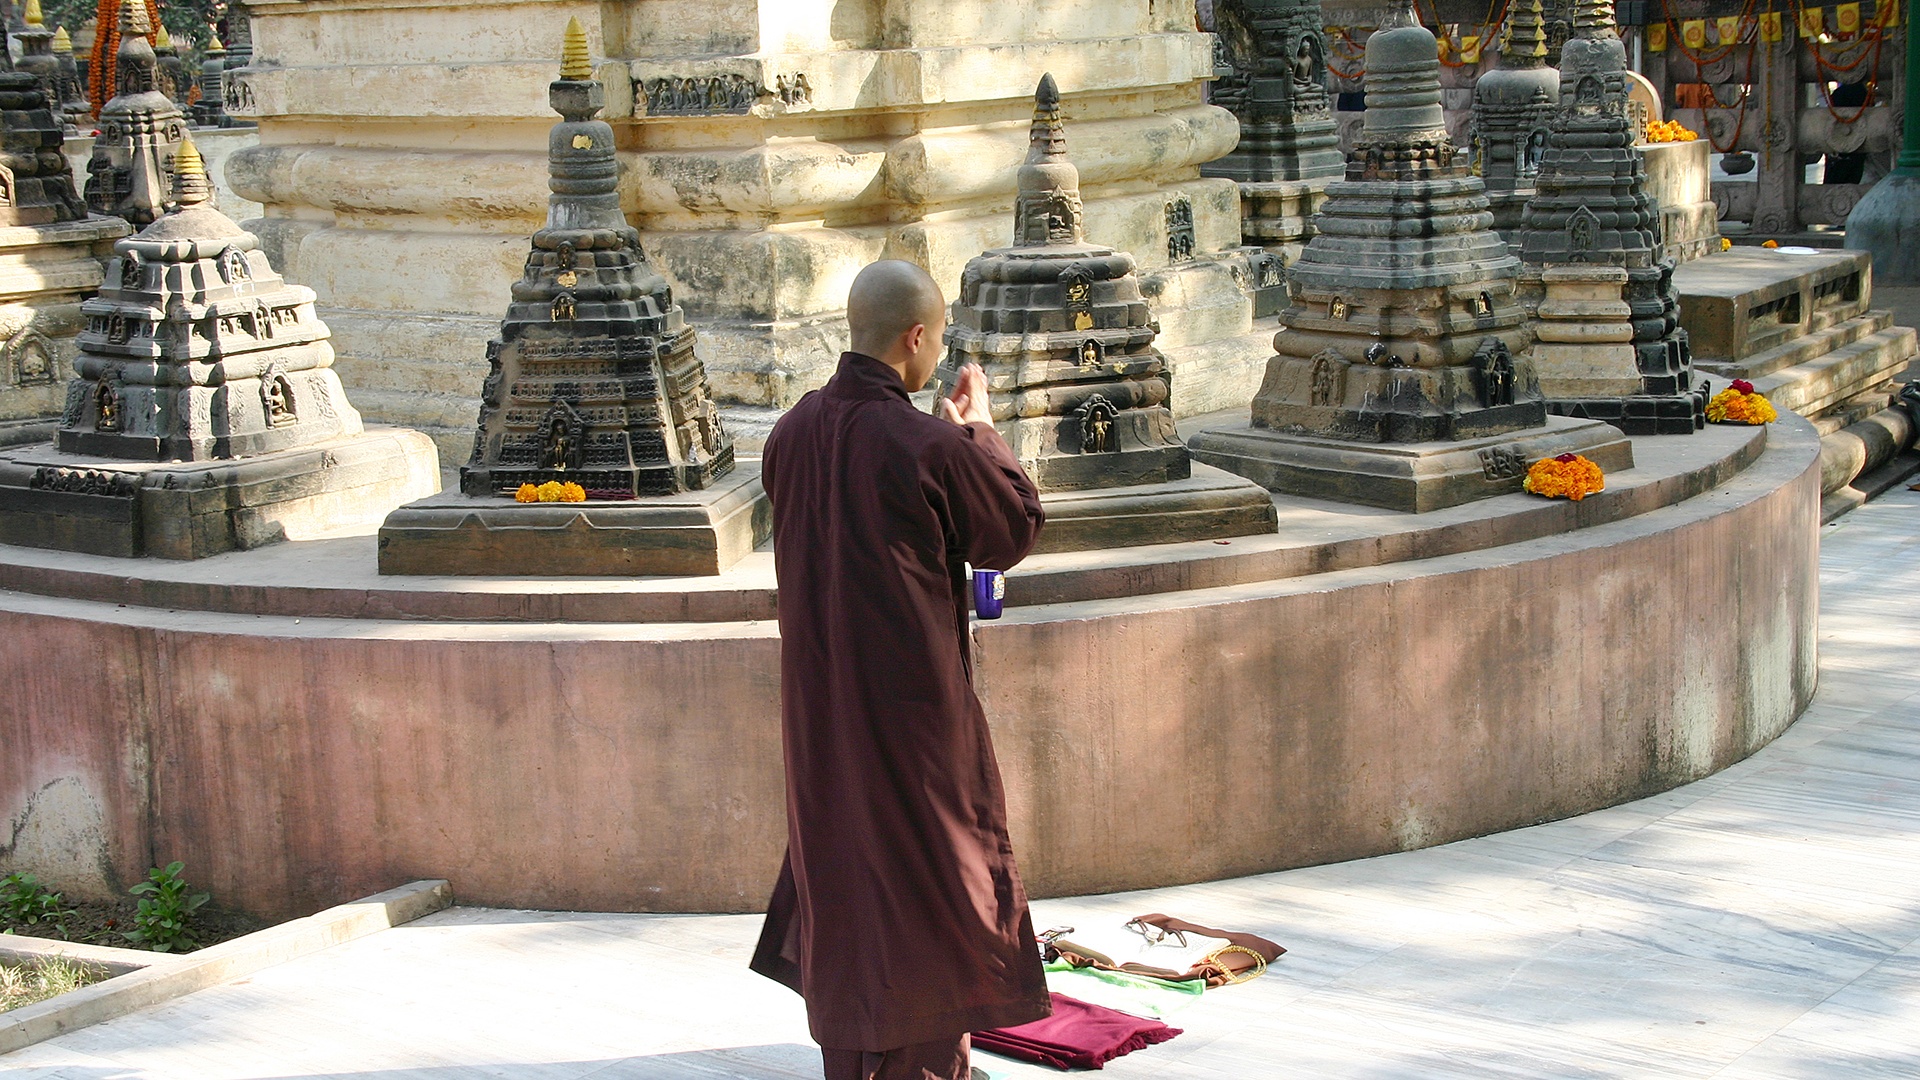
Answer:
0;421;1822;919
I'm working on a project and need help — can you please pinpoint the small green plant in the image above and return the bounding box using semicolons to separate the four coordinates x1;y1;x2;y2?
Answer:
0;872;74;937
123;862;209;953
0;955;106;1013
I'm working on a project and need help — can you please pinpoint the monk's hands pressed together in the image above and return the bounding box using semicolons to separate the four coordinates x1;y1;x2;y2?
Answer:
939;363;994;427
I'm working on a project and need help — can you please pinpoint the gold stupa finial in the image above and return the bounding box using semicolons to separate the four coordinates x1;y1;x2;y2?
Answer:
23;0;43;28
209;36;223;50
172;134;212;206
122;0;152;37
560;16;592;80
154;22;173;48
52;25;71;52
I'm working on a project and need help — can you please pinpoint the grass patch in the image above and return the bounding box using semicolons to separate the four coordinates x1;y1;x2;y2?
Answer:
0;956;108;1013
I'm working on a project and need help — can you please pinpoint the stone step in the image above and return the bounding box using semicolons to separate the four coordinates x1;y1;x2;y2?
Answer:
1742;325;1918;419
1695;309;1893;380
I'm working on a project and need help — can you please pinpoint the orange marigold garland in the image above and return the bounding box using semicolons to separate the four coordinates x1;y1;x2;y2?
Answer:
88;0;166;121
1705;378;1778;424
1523;452;1606;501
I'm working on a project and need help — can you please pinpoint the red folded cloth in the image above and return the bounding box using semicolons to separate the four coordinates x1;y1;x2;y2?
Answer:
973;992;1182;1070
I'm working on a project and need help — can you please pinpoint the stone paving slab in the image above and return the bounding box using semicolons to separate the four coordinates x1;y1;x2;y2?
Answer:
2;489;1917;1079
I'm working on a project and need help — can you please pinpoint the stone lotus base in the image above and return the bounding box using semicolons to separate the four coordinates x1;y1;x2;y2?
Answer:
0;427;439;559
1189;415;1635;513
376;465;770;578
1033;462;1278;553
0;418;1815;918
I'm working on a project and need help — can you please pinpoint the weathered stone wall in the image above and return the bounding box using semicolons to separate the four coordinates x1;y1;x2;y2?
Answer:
227;0;1264;459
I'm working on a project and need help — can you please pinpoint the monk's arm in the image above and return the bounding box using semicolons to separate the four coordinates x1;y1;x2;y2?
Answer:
942;421;1045;570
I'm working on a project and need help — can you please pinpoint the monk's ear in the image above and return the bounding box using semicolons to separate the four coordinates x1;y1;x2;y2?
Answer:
902;322;927;354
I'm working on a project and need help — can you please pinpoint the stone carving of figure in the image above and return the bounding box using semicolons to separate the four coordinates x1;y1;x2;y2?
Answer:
1293;33;1324;92
120;253;142;289
263;372;296;425
1475;338;1516;407
1079;395;1117;453
1569;205;1599;257
1309;349;1346;407
793;74;812;104
552;292;577;321
95;378;121;431
1522;128;1548;177
1080;339;1100;367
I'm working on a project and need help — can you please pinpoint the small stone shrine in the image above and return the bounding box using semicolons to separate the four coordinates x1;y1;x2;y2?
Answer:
151;23;188;108
0;15;131;448
192;38;229;128
931;74;1275;552
52;28;90;132
1202;0;1345;265
377;19;768;577
1191;0;1630;513
84;0;186;227
0;136;437;557
1470;0;1559;242
1513;0;1704;434
13;1;64;121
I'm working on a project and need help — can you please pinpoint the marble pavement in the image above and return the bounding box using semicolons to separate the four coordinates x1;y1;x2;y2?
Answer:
1;489;1917;1078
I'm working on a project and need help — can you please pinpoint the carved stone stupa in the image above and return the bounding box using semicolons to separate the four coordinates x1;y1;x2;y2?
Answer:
378;19;768;577
0;13;87;227
193;38;229;128
1470;0;1559;241
932;74;1275;551
13;1;65;127
0;136;437;557
1514;0;1704;434
52;28;91;132
1202;0;1345;262
1191;0;1631;512
84;0;185;227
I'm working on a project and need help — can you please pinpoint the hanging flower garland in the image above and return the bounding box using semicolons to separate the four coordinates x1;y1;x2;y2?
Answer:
1705;379;1779;424
87;0;166;121
516;481;588;503
1524;453;1607;501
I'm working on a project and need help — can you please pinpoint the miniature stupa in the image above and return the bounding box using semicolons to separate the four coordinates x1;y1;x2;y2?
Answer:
0;135;437;557
192;37;229;127
13;0;65;117
932;74;1276;550
1471;0;1559;240
1191;0;1631;512
1202;0;1345;260
0;4;88;227
152;22;188;107
84;0;185;226
377;18;767;577
59;136;359;459
1513;0;1705;433
52;27;91;131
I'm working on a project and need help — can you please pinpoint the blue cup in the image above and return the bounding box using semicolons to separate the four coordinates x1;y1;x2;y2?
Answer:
972;568;1006;620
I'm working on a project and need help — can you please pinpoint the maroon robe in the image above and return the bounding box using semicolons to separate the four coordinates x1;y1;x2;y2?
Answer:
751;352;1052;1051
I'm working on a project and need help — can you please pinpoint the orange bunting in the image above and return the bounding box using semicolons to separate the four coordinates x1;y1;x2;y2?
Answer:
1800;6;1826;37
1682;18;1707;47
1717;15;1741;41
1836;2;1861;32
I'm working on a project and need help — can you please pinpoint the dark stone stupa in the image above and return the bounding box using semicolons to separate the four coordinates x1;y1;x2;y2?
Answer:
1191;0;1632;513
1470;0;1559;241
0;0;87;227
378;19;768;577
1514;0;1705;434
84;0;185;227
931;74;1275;551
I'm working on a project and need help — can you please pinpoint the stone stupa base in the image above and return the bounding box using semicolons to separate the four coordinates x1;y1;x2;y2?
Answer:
1190;414;1635;513
376;465;770;577
1549;388;1708;436
1033;462;1278;553
0;427;439;559
1239;179;1332;269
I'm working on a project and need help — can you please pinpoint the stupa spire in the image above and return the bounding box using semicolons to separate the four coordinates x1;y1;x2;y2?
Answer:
23;0;43;27
52;26;70;49
561;16;592;80
1572;0;1617;36
122;0;151;37
171;135;211;207
1507;0;1550;65
1013;73;1084;246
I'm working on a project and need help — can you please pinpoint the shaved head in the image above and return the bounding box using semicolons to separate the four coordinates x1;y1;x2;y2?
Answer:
848;261;946;359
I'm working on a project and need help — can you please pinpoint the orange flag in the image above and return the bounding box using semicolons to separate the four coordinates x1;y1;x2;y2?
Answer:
1717;15;1741;40
1836;2;1861;32
1800;6;1826;36
1760;10;1785;40
1648;21;1669;49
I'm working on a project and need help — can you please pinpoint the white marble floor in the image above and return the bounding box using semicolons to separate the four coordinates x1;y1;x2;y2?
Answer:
5;487;1919;1080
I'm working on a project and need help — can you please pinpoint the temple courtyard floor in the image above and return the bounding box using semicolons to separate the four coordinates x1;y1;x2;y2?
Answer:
3;487;1918;1079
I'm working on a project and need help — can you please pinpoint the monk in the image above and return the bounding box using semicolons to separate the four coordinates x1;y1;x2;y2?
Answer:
751;260;1052;1080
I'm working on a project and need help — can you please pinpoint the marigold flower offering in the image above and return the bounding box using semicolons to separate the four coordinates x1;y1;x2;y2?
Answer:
1706;383;1778;424
1524;453;1606;501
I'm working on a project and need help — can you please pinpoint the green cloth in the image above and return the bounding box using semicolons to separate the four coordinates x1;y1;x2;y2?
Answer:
1042;959;1206;1019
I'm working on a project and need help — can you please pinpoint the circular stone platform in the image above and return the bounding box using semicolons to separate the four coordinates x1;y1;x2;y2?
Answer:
0;418;1820;919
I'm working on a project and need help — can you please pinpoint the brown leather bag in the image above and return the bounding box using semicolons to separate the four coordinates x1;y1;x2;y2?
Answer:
1042;913;1286;988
